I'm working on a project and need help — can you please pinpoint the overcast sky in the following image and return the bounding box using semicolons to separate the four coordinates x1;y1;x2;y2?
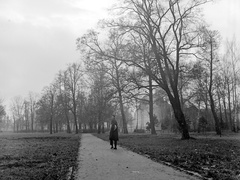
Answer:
0;0;239;109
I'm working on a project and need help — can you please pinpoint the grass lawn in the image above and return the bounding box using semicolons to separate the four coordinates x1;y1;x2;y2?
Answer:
95;132;240;180
0;132;80;180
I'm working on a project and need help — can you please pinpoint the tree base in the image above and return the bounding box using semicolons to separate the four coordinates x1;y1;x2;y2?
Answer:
181;136;196;140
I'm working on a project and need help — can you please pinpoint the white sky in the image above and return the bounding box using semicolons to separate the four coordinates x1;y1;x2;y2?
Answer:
203;0;240;46
0;0;239;109
0;0;115;108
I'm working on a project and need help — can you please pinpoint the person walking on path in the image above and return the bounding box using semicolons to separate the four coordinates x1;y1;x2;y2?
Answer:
109;115;119;149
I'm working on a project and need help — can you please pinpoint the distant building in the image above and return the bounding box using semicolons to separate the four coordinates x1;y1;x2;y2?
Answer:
131;94;172;132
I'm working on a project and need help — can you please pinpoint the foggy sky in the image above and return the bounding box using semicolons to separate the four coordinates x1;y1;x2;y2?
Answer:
0;0;239;110
0;0;114;109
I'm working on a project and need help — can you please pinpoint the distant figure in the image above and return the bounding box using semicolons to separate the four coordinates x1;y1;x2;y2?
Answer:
109;115;119;150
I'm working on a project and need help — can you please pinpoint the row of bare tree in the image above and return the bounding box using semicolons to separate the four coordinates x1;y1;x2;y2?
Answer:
76;0;240;139
8;63;84;133
8;61;131;134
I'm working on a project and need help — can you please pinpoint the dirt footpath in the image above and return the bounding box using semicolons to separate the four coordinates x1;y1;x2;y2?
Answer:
75;134;200;180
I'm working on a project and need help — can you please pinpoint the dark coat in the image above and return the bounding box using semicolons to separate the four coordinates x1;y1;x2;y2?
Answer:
109;119;119;141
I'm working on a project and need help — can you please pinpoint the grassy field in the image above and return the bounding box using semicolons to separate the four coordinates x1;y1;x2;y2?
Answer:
0;132;80;180
95;132;240;180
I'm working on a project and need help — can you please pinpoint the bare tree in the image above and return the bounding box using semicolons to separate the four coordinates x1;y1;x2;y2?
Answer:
87;62;115;133
10;96;24;132
105;0;211;139
225;38;240;131
220;54;234;130
36;85;57;134
28;92;38;132
199;27;221;135
63;63;84;134
78;30;131;134
56;71;72;133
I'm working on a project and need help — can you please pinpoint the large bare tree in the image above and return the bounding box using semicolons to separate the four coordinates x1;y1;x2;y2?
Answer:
108;0;211;139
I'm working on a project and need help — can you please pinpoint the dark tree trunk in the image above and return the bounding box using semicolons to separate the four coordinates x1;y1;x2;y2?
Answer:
73;101;79;134
94;123;97;130
50;116;53;134
73;114;79;134
89;122;93;130
148;75;156;135
223;96;229;129
169;96;190;140
55;121;58;133
227;81;233;130
31;112;34;132
98;123;101;134
217;92;224;128
209;93;221;135
78;121;82;132
118;90;128;134
101;122;105;133
97;111;102;134
208;42;221;135
64;108;71;133
13;117;16;132
173;107;190;139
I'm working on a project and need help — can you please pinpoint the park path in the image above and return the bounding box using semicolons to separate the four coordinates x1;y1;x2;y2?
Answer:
75;134;200;180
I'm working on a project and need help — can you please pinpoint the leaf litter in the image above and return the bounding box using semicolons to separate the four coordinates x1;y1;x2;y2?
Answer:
0;132;80;180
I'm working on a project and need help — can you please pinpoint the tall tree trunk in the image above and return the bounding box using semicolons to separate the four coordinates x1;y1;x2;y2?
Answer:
101;122;105;133
227;81;233;130
232;80;238;132
13;116;16;132
73;114;79;134
223;96;229;129
148;75;156;135
73;101;79;134
217;91;223;128
78;120;82;132
50;116;53;134
73;105;79;134
55;121;58;133
118;90;128;134
31;112;34;132
168;91;190;139
209;92;221;135
64;108;71;133
97;124;101;134
171;102;190;139
97;111;102;134
209;42;221;135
